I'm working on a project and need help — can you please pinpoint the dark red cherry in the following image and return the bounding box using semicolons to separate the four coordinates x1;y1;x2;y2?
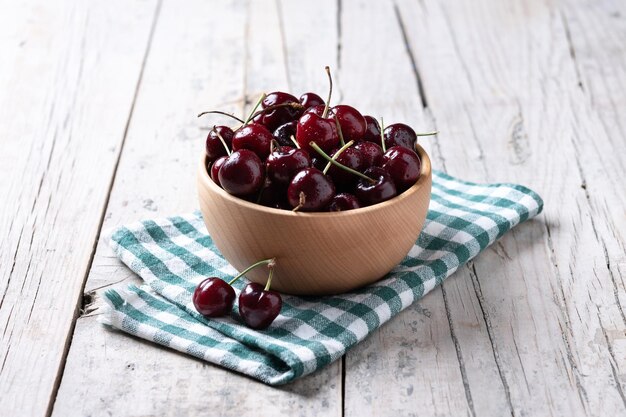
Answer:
296;112;339;154
232;123;273;160
266;145;311;184
311;155;326;171
264;91;298;107
328;193;361;211
355;166;397;206
210;155;228;186
193;277;235;317
362;116;381;143
257;91;302;131
353;141;384;170
303;104;325;117
273;121;297;147
287;168;335;211
384;123;417;150
327;146;364;190
382;146;422;192
238;282;282;330
251;113;264;126
329;105;366;142
205;126;234;161
258;179;289;209
299;92;325;109
218;149;264;196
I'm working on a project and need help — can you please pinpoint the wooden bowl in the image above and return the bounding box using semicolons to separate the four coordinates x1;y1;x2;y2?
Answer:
197;144;432;295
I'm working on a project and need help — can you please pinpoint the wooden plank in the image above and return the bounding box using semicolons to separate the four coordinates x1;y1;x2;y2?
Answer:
558;0;626;401
0;1;158;416
559;0;626;313
392;0;626;415
52;1;342;416
328;1;511;416
276;0;338;95
56;316;341;417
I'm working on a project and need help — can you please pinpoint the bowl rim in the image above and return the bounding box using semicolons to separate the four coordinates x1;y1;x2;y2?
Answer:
198;142;432;218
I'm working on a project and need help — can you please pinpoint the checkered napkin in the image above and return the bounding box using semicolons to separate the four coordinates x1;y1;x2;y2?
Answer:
100;170;543;385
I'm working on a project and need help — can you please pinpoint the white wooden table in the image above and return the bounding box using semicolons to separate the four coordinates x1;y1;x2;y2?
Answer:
2;0;625;415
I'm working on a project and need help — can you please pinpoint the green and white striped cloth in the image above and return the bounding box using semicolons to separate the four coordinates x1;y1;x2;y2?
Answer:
101;170;543;385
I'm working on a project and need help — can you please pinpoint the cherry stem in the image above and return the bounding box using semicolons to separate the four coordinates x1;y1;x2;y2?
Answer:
334;116;345;147
290;135;300;149
416;131;439;136
310;142;376;184
212;126;231;156
322;66;333;119
270;139;279;154
292;192;305;212
243;93;266;125
228;258;276;285
380;117;386;153
248;102;304;122
197;110;244;124
264;263;275;291
323;140;355;175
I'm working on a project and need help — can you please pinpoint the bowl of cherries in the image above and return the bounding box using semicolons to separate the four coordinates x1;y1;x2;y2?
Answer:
197;68;433;297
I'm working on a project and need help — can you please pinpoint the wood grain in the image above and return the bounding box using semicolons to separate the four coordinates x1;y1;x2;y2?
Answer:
2;0;624;415
52;1;342;416
322;1;481;416
559;0;626;404
392;0;626;415
0;1;158;415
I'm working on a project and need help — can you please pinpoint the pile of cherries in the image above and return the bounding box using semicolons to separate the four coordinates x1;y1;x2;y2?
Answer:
202;67;434;212
193;258;281;330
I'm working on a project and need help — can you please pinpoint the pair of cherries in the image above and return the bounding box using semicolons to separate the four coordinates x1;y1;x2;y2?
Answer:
201;67;435;212
192;259;282;330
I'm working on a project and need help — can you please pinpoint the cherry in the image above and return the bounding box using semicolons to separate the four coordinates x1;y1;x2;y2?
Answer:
193;277;235;317
355;166;397;206
239;282;282;330
205;126;234;161
353;141;383;170
384;123;417;150
296;67;340;154
218;149;264;196
296;112;339;154
382;146;422;192
303;104;324;117
234;258;282;330
362;116;381;143
210;155;228;186
328;193;360;211
287;168;335;211
309;141;376;188
258;179;289;209
266;144;311;184
256;91;302;131
330;105;366;142
311;155;326;171
326;146;364;190
232;123;273;160
299;92;325;109
264;91;298;107
273;121;297;147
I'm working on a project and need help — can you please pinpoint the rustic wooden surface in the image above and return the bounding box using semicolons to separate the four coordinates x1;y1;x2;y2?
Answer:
1;0;624;416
